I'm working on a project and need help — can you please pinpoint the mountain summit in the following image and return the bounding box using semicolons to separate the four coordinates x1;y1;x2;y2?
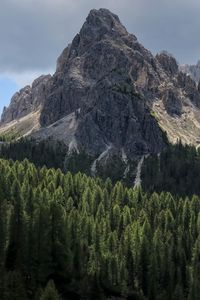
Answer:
2;8;200;163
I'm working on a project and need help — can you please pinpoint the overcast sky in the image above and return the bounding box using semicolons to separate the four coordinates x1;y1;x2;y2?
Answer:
1;0;200;113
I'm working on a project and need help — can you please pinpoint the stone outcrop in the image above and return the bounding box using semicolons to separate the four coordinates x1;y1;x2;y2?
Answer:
1;75;51;123
162;89;182;116
180;61;200;84
75;76;164;157
177;71;200;108
156;51;178;76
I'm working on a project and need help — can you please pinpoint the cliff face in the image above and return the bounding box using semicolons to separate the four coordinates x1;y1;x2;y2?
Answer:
2;8;200;159
40;9;166;128
180;61;200;84
39;8;167;157
1;75;52;123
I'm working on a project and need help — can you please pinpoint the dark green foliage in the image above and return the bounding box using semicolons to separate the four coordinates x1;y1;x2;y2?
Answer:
142;141;200;196
64;150;93;176
0;157;199;299
40;280;61;300
4;271;28;300
0;138;67;170
96;155;126;183
0;137;138;187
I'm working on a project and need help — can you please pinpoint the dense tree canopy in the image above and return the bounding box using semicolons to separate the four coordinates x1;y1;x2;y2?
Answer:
0;158;199;299
142;142;200;196
0;138;67;170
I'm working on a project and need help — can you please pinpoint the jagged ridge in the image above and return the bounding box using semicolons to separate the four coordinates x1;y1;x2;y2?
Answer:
2;8;200;163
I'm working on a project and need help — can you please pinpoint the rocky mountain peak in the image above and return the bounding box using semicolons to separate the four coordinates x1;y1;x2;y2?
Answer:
68;9;138;58
3;8;200;162
56;9;131;74
81;8;128;39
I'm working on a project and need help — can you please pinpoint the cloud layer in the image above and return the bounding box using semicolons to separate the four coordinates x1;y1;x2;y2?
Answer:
1;0;200;86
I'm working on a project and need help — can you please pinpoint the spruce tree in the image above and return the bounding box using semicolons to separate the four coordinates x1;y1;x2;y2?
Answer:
40;280;61;300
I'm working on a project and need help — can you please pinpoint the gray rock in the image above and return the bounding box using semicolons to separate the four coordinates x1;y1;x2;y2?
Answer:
156;51;178;76
1;85;31;123
3;8;200;161
180;60;200;84
37;8;167;158
177;72;200;107
162;89;182;116
40;8;163;128
75;77;165;157
1;75;51;123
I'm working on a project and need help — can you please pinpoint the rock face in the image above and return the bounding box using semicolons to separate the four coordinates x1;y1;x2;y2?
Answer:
162;89;182;116
1;75;51;123
2;8;200;160
180;61;200;84
39;8;167;157
40;9;165;128
156;51;178;76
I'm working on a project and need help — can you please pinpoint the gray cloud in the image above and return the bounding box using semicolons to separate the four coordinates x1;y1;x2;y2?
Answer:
1;0;200;79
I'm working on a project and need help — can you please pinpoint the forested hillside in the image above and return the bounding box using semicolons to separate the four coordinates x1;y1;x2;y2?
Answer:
2;138;200;197
0;138;67;170
142;142;200;196
0;138;132;183
0;158;200;299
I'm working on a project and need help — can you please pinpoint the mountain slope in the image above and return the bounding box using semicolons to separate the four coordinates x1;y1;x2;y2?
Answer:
1;75;51;123
180;60;200;84
2;8;200;160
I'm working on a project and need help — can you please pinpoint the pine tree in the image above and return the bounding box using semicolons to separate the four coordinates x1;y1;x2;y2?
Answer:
4;271;28;300
34;202;52;285
40;280;61;300
0;194;7;268
6;179;27;271
188;238;200;300
50;200;68;276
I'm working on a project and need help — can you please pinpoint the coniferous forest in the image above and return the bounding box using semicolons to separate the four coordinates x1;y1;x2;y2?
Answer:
0;158;200;299
141;142;200;197
2;138;200;197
